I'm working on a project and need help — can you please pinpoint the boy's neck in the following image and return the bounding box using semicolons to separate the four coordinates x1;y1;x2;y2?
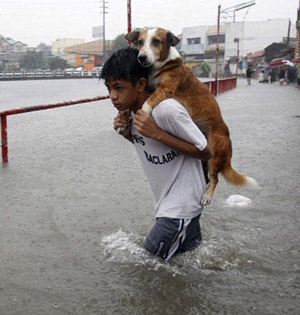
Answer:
132;91;151;113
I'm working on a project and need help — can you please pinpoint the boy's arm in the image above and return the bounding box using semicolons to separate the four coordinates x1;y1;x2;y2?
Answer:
133;110;212;161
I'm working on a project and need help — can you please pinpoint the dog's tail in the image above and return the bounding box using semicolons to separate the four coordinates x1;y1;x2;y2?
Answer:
221;166;259;189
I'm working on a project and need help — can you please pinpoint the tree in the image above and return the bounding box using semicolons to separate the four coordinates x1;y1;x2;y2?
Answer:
48;56;69;70
107;33;128;57
199;62;211;77
19;52;47;70
190;61;211;78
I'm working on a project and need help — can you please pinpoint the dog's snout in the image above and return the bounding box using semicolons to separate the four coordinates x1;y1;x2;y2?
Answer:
138;54;147;63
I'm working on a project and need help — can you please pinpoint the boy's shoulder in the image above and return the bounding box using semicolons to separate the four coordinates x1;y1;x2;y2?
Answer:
153;98;188;117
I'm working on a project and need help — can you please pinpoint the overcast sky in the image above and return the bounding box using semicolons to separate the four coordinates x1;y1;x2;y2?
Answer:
0;0;299;46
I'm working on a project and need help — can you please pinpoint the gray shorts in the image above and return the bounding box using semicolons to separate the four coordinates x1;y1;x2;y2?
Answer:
143;214;202;260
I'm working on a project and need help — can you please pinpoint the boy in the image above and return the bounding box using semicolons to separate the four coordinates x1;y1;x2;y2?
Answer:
100;47;211;260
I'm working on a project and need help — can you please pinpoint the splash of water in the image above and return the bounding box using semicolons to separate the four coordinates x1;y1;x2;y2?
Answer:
101;229;183;275
101;229;252;275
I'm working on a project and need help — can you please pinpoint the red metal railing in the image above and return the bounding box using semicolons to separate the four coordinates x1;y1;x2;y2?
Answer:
0;77;236;164
0;95;109;164
203;77;237;96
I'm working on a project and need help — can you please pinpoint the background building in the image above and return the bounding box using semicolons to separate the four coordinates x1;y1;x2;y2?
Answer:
225;19;294;61
205;25;226;73
0;35;27;70
52;38;84;54
181;25;209;61
63;39;113;70
181;18;296;76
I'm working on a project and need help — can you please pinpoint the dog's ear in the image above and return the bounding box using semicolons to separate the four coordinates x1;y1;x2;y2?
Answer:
166;32;180;47
125;31;140;46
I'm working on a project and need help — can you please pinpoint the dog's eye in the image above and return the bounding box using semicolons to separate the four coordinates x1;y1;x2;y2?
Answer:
152;38;161;47
138;39;144;46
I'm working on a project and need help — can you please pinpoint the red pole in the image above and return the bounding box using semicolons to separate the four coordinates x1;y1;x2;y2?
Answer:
127;0;132;33
0;95;109;164
0;95;109;117
1;114;8;164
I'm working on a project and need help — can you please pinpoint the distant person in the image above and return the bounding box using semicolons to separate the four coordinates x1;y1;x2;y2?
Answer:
258;70;264;83
224;62;231;77
246;65;254;85
287;66;296;84
264;67;270;83
297;65;300;88
100;47;211;261
285;67;290;85
279;68;285;85
270;68;277;83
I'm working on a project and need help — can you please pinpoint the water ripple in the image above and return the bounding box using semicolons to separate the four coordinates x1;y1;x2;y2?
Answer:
101;229;253;276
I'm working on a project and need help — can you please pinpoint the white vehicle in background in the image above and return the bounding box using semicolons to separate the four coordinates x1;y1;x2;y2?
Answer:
91;66;103;78
64;67;83;77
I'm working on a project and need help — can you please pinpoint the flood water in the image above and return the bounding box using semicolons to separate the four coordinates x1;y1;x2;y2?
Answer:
0;78;299;314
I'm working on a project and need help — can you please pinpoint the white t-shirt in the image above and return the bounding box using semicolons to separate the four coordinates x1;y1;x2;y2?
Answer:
131;98;208;219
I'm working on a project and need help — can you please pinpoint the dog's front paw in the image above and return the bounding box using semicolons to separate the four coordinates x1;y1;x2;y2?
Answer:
201;193;212;207
142;102;153;114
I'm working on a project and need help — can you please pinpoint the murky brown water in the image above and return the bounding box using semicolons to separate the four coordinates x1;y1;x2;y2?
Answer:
1;79;299;314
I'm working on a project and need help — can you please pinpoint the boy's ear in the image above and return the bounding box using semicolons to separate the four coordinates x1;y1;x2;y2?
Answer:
136;78;147;92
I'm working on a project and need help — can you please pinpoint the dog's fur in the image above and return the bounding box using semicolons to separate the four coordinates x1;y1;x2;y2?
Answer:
126;27;258;205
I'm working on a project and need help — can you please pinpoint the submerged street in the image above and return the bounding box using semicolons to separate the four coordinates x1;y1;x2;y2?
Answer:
0;78;299;314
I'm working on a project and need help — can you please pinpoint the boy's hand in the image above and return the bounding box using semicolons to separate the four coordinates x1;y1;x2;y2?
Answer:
113;111;132;141
113;110;131;133
133;109;160;139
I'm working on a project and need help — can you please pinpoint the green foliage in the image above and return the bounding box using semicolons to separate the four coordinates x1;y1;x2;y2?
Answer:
198;62;211;77
19;52;47;70
19;52;70;70
110;33;128;56
191;61;211;78
48;56;69;70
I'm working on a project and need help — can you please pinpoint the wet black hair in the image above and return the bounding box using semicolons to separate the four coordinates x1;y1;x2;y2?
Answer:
100;47;150;87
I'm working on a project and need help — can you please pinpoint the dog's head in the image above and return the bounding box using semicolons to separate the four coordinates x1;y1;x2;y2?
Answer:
125;28;180;68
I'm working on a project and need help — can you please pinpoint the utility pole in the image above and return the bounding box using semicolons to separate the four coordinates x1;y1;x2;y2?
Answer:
234;37;240;78
215;1;256;94
215;5;221;96
296;1;300;57
100;0;108;63
287;19;291;46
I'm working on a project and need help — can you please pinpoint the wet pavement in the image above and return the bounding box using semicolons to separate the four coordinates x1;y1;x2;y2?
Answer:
0;78;300;314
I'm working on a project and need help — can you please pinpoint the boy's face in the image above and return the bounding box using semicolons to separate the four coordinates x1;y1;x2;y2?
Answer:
105;78;140;112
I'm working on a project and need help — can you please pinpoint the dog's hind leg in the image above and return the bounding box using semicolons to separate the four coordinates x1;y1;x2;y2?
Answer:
201;152;222;206
201;169;218;206
200;132;231;206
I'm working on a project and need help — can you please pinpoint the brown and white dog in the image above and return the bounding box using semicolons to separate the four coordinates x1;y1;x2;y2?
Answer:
125;27;258;205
